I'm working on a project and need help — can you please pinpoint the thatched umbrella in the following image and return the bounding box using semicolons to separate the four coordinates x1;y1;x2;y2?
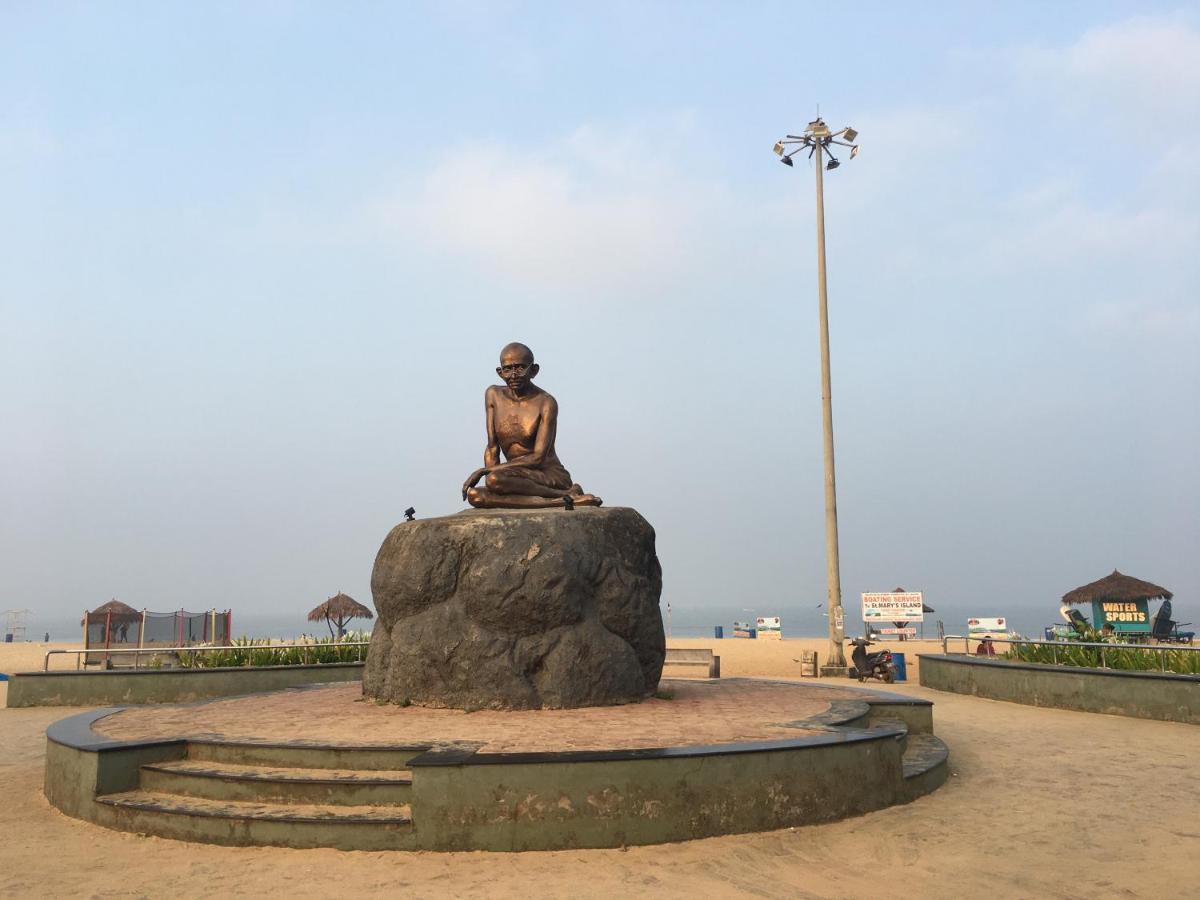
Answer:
81;599;141;647
1061;570;1173;606
86;600;139;619
308;592;374;639
81;599;140;625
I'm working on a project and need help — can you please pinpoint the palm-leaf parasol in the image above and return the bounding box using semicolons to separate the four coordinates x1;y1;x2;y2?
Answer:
81;599;140;626
307;592;374;639
1061;570;1173;606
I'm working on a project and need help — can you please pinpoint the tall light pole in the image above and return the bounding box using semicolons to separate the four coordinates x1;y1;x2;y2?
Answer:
774;118;859;674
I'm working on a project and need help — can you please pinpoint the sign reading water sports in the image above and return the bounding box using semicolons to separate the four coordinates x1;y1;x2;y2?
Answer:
1093;600;1149;633
862;592;924;622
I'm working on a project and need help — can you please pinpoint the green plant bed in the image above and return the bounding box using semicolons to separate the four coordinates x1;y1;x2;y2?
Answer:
176;636;369;669
1005;633;1199;675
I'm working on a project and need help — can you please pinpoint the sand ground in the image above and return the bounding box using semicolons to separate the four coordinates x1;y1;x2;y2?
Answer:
1;639;1196;898
1;637;949;674
667;636;947;680
0;641;84;671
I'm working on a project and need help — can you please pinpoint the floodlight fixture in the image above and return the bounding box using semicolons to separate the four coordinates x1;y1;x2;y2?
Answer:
773;118;860;176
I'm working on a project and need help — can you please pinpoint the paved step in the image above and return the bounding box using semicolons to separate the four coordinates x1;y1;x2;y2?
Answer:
900;733;949;799
139;759;413;806
94;790;417;850
187;740;430;771
806;700;872;730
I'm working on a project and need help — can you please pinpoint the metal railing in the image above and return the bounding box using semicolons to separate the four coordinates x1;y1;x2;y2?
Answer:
942;634;1199;673
44;641;371;672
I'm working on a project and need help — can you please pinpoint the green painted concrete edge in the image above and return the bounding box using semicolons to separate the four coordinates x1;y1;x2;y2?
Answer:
411;734;908;850
919;654;1198;724
45;709;187;823
7;662;364;707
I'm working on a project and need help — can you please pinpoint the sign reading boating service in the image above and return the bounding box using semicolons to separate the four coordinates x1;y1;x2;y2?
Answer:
756;616;782;639
862;592;924;622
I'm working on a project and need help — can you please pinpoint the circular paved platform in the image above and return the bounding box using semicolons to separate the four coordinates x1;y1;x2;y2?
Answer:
49;678;948;851
94;679;870;753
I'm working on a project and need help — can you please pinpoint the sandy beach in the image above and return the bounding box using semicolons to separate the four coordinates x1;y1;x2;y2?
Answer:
667;636;946;680
2;637;1196;898
0;641;85;671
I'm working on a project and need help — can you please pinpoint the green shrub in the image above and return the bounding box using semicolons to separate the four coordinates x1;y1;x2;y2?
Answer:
1004;638;1199;675
175;635;369;669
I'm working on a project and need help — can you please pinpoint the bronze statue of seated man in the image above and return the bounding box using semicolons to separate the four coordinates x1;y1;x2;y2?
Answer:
462;342;602;509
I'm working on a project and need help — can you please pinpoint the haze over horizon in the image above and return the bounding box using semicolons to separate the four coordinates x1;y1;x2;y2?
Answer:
3;3;1197;640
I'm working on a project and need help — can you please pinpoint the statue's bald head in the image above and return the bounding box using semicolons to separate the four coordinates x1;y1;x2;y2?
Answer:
499;342;534;366
497;342;539;391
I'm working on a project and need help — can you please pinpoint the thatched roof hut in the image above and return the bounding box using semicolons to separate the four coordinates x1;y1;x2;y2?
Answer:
82;599;140;624
1062;570;1173;607
307;592;374;638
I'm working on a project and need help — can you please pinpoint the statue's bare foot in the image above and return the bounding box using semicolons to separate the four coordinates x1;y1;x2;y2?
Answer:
570;493;602;507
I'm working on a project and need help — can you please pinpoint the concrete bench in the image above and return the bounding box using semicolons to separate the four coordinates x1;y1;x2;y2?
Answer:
662;648;720;678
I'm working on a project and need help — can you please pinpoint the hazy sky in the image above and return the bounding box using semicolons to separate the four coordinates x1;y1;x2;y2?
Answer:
3;2;1197;637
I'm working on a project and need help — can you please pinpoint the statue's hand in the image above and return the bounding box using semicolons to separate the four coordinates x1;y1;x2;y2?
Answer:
462;467;488;500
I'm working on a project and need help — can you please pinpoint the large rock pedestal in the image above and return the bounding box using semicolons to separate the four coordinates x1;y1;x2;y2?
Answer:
363;507;665;710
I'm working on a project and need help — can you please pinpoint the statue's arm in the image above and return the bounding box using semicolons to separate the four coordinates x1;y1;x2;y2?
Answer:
483;387;501;466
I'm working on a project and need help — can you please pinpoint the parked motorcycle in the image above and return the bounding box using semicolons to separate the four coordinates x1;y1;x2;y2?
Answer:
847;637;896;683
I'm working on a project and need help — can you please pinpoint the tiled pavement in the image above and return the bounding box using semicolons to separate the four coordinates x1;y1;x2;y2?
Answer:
94;679;872;753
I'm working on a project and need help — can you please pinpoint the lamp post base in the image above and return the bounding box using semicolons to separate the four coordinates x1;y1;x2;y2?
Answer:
820;665;851;678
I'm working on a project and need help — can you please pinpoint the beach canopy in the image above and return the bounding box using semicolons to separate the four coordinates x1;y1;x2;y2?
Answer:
81;599;140;624
307;592;374;638
1062;570;1173;607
